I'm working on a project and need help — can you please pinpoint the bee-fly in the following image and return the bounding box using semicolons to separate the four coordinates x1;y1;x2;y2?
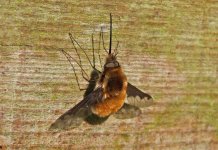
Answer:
50;14;154;130
50;14;131;130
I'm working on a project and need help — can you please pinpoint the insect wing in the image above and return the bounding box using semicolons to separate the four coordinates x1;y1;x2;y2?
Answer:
49;87;103;130
113;103;141;119
126;83;153;107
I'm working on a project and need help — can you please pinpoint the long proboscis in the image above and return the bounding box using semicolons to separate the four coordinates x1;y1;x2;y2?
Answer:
109;13;112;54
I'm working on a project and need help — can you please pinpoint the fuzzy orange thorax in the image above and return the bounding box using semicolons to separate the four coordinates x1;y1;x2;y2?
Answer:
91;67;127;117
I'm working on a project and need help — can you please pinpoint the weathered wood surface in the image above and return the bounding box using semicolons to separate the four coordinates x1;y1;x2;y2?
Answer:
0;0;218;149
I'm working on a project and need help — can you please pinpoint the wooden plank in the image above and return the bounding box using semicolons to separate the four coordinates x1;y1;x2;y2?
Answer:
0;0;218;149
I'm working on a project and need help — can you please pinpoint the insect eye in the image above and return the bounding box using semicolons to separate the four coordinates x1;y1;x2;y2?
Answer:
105;62;119;68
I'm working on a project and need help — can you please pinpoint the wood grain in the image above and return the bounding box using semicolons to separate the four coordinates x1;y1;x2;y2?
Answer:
0;0;218;149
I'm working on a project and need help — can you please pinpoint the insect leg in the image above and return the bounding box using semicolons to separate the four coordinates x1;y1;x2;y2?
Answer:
61;49;88;91
98;30;103;68
69;33;94;69
69;33;91;82
114;40;119;56
91;33;95;68
101;27;109;54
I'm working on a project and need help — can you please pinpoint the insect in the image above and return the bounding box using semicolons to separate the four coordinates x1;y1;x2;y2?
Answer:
49;14;153;130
